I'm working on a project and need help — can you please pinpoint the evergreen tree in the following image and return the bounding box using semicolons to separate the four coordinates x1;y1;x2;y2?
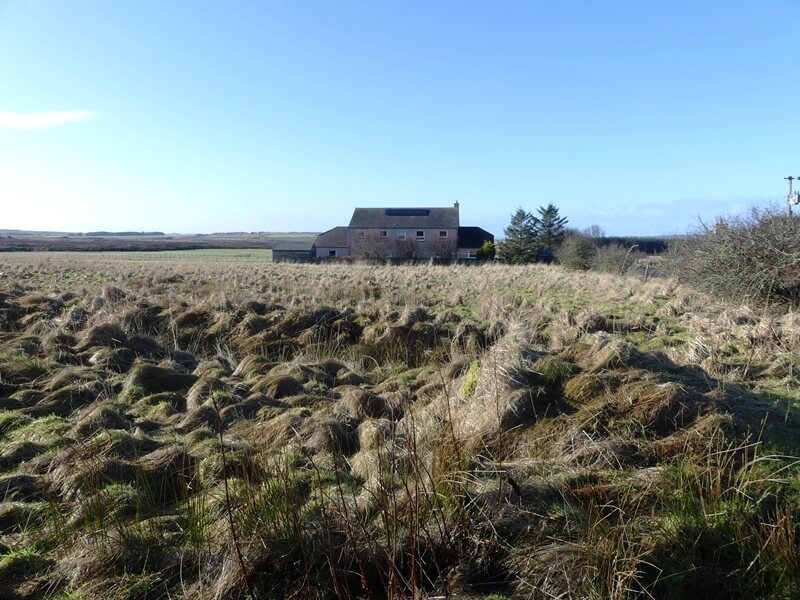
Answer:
501;207;540;263
536;203;568;250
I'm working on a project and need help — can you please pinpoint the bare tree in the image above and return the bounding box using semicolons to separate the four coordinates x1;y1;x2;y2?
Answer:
395;239;419;260
428;237;457;261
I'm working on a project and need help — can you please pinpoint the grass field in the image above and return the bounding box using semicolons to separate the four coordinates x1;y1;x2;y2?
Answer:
0;254;799;599
2;249;274;262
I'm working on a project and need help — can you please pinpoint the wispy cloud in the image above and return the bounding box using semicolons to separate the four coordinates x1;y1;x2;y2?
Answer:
0;110;97;130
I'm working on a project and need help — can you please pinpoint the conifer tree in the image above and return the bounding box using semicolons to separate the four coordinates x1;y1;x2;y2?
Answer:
536;203;568;250
501;207;540;263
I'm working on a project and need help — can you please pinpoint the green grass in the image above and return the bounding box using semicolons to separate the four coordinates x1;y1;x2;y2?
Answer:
36;249;275;262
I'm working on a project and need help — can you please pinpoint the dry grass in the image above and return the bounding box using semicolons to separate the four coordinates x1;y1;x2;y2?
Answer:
0;254;799;598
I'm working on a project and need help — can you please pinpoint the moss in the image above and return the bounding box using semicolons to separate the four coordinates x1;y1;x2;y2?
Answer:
459;360;481;398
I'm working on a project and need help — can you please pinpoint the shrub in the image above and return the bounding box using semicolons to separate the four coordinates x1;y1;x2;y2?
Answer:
477;240;496;261
674;206;800;306
557;235;596;271
592;243;646;274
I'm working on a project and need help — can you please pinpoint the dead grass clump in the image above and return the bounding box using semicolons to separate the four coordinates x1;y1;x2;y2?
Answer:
27;381;107;418
42;330;78;361
357;418;394;451
0;548;53;592
177;405;220;432
0;473;47;502
74;405;132;438
567;439;643;469
42;366;102;391
0;440;46;472
266;362;334;388
50;458;135;501
571;333;638;373
0;411;33;435
88;347;136;373
298;415;358;455
339;388;395;421
186;377;227;411
0;354;50;385
121;302;167;335
134;444;197;503
135;391;186;412
238;408;311;451
242;300;268;314
450;321;487;356
232;355;275;381
171;307;211;330
274;306;345;338
101;284;127;304
619;380;713;436
124;362;198;397
562;373;611;407
334;369;366;388
193;357;232;379
17;293;65;316
128;333;166;359
219;394;283;422
235;313;273;337
0;501;47;533
498;388;567;431
250;374;304;399
68;483;145;528
75;322;129;352
59;306;90;331
649;412;735;460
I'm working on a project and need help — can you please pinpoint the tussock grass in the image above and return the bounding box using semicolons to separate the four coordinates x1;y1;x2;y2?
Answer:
0;255;799;597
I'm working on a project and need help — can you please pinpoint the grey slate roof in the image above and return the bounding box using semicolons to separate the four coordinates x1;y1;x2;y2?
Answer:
273;240;314;252
349;207;459;229
457;227;494;248
314;226;349;248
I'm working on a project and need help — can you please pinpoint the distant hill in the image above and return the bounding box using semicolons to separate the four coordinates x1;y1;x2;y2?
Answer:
0;231;319;252
84;231;165;237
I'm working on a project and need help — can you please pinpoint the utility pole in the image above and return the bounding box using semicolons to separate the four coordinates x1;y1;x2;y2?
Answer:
786;176;800;215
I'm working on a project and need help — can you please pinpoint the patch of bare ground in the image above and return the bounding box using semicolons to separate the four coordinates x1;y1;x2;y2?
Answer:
0;258;799;598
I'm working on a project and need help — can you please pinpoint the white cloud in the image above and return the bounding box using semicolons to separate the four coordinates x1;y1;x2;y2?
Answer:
0;110;97;130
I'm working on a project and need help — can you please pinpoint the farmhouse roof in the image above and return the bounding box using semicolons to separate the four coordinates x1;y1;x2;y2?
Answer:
314;226;349;248
349;207;459;229
457;226;494;248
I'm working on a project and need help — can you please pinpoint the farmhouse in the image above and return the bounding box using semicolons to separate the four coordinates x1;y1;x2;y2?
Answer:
315;203;493;260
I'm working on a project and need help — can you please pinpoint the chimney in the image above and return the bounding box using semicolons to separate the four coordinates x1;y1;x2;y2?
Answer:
454;201;459;211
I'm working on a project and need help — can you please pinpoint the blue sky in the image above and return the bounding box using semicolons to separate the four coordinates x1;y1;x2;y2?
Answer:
1;1;798;236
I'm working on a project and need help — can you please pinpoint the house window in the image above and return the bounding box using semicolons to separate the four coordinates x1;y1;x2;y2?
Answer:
415;230;425;241
397;231;407;241
379;230;388;239
357;230;366;240
328;250;336;257
439;230;448;238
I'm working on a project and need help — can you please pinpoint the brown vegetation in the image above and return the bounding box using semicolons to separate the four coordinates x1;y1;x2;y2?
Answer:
0;255;798;598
